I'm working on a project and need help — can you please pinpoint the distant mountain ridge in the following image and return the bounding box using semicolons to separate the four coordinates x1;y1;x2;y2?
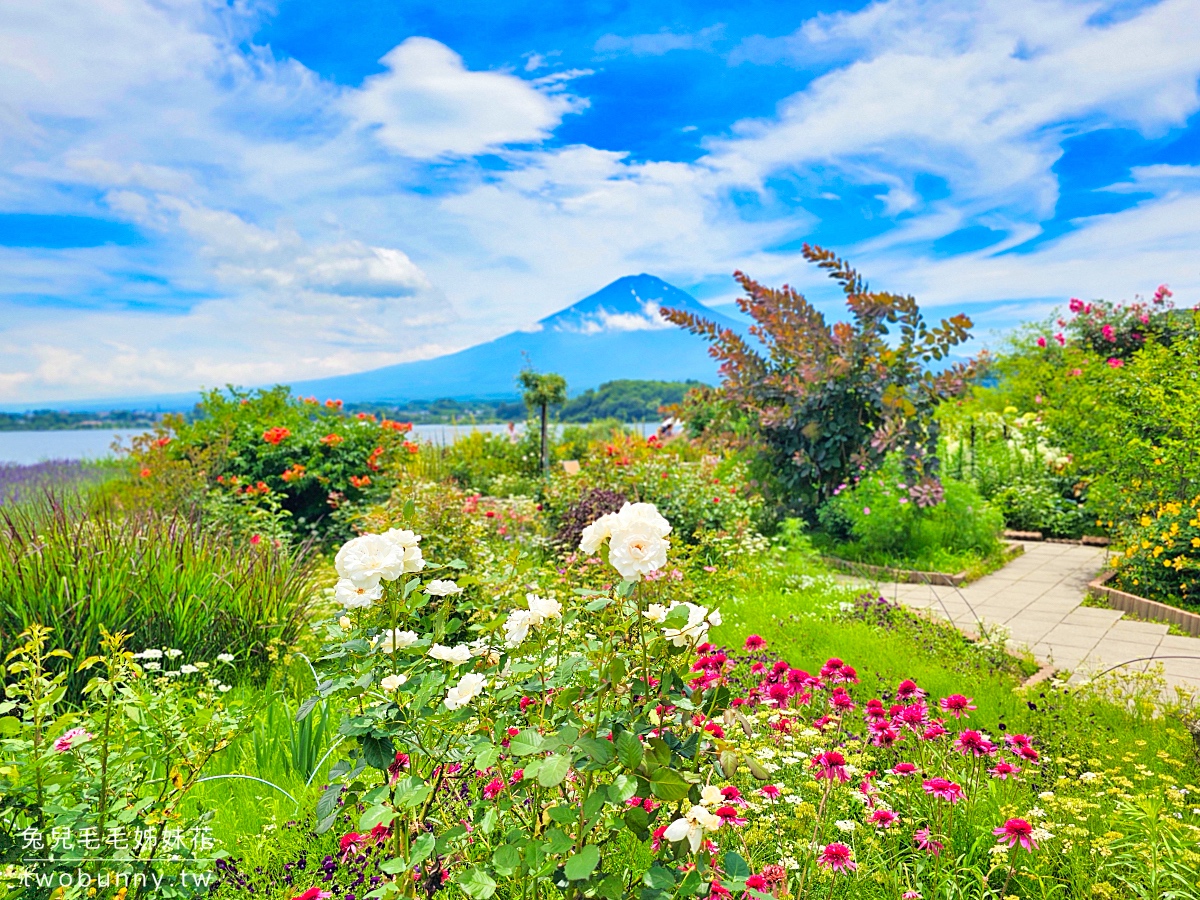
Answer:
0;275;741;412
289;274;741;403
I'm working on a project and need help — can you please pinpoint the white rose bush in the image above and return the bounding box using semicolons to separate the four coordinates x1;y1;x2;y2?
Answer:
304;502;751;899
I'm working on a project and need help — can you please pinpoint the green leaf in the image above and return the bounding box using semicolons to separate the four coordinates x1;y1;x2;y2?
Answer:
295;696;319;721
643;866;676;890
719;750;739;779
723;852;750;879
649;767;690;801
607;773;637;805
458;868;497;899
509;728;545;756
745;756;770;781
537;754;570;787
410;832;436;867
473;742;499;771
582;790;606;819
548;805;576;824
316;783;344;823
545;827;573;854
615;730;644;770
358;804;395;832
564;845;600;881
361;734;395;770
584;598;612;612
492;844;521;876
576;736;615;765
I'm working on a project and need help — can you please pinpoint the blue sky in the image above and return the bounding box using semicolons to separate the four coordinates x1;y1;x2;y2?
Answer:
1;0;1199;403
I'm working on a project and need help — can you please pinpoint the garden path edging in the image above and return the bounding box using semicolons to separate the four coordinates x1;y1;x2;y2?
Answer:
1087;571;1200;638
822;542;1023;587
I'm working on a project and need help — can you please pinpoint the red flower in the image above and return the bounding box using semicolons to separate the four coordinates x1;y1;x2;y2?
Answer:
811;750;848;782
758;784;781;800
743;634;766;650
281;463;307;483
250;534;262;546
349;474;371;488
262;426;291;445
291;888;331;900
482;777;504;800
324;398;343;410
895;678;925;700
139;468;152;478
993;817;1038;851
745;874;767;890
319;433;344;446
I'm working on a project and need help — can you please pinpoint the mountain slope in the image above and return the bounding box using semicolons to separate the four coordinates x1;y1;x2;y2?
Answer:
291;274;741;402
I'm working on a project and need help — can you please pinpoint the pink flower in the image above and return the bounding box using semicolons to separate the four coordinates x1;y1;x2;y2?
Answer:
1054;332;1065;345
895;679;925;700
989;761;1021;780
994;817;1038;851
1101;323;1116;342
903;892;923;899
862;506;871;515
892;762;919;777
750;662;765;674
292;889;332;900
1068;297;1084;313
716;805;747;827
921;722;948;741
744;634;766;651
922;777;964;802
1154;283;1172;303
650;825;668;852
953;729;997;757
938;694;975;718
53;727;93;753
482;777;505;800
759;784;781;800
1070;367;1083;376
812;750;849;782
830;687;855;712
721;785;745;805
1107;357;1124;368
870;725;900;748
894;701;929;731
509;769;525;784
1036;336;1047;348
745;874;768;891
870;809;898;829
914;826;943;856
817;842;856;874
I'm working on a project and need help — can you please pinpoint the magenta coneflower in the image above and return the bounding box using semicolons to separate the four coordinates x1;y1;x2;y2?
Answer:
870;808;898;829
812;750;849;782
750;661;765;674
989;761;1021;780
830;687;855;712
922;777;964;802
894;702;929;731
759;784;781;800
767;683;791;707
482;777;505;800
819;657;844;678
914;826;944;856
896;678;926;700
902;892;923;899
771;659;791;676
744;634;766;650
939;694;976;718
921;722;948;741
786;668;809;691
865;698;887;722
817;842;856;873
954;729;997;757
745;874;767;891
871;725;900;748
891;762;919;776
1005;733;1033;749
716;805;747;827
993;817;1038;851
720;785;745;805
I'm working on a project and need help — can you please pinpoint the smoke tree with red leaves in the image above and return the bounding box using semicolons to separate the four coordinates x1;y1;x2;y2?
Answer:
662;245;978;514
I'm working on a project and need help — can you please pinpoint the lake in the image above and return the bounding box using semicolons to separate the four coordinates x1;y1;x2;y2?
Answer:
0;422;659;464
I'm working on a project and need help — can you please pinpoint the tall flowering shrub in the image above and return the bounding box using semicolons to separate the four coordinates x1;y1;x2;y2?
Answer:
130;387;419;541
663;246;977;515
305;502;736;899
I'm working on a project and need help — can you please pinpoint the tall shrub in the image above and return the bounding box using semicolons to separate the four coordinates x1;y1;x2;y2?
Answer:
663;245;976;514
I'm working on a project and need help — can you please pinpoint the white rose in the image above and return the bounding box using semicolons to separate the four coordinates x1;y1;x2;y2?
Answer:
662;602;711;647
382;529;426;574
334;578;383;610
579;513;618;554
504;609;534;648
526;593;562;621
616;502;672;538
469;638;501;665
662;805;722;852
335;534;408;586
376;629;418;654
338;616;353;630
700;785;724;807
444;673;487;710
428;643;472;665
425;579;462;596
381;673;408;692
608;524;669;581
643;604;669;624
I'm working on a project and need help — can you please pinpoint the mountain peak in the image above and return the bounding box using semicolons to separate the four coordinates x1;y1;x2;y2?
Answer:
538;273;714;335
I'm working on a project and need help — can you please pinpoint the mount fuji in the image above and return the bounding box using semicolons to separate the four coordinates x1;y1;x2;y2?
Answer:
290;274;744;402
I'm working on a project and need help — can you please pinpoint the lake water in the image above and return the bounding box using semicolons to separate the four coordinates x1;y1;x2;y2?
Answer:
0;422;659;464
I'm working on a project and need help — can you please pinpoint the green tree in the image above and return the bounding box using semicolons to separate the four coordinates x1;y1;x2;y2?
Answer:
663;245;977;515
517;369;567;474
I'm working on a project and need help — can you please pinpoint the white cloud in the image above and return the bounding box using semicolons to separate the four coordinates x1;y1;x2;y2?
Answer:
594;25;725;57
345;37;586;159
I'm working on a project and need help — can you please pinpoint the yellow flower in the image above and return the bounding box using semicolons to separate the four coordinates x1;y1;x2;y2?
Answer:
1141;515;1153;527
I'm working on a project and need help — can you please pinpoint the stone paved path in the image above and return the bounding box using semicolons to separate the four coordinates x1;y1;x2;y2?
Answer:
865;542;1200;695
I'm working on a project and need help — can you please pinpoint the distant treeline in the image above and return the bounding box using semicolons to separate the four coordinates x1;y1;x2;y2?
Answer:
0;410;164;431
1;380;705;430
558;379;703;422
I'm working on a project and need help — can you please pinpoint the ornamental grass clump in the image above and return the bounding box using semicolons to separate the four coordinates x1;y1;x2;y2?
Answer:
0;496;318;696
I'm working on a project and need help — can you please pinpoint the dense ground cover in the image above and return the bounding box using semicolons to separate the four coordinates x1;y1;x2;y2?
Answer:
4;261;1200;899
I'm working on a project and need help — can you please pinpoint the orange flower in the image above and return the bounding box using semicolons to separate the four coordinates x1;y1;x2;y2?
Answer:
319;433;344;446
381;419;413;433
366;446;384;471
153;435;171;448
281;463;306;483
263;426;292;445
356;412;376;422
325;398;344;410
403;441;420;454
139;467;152;478
349;474;371;488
